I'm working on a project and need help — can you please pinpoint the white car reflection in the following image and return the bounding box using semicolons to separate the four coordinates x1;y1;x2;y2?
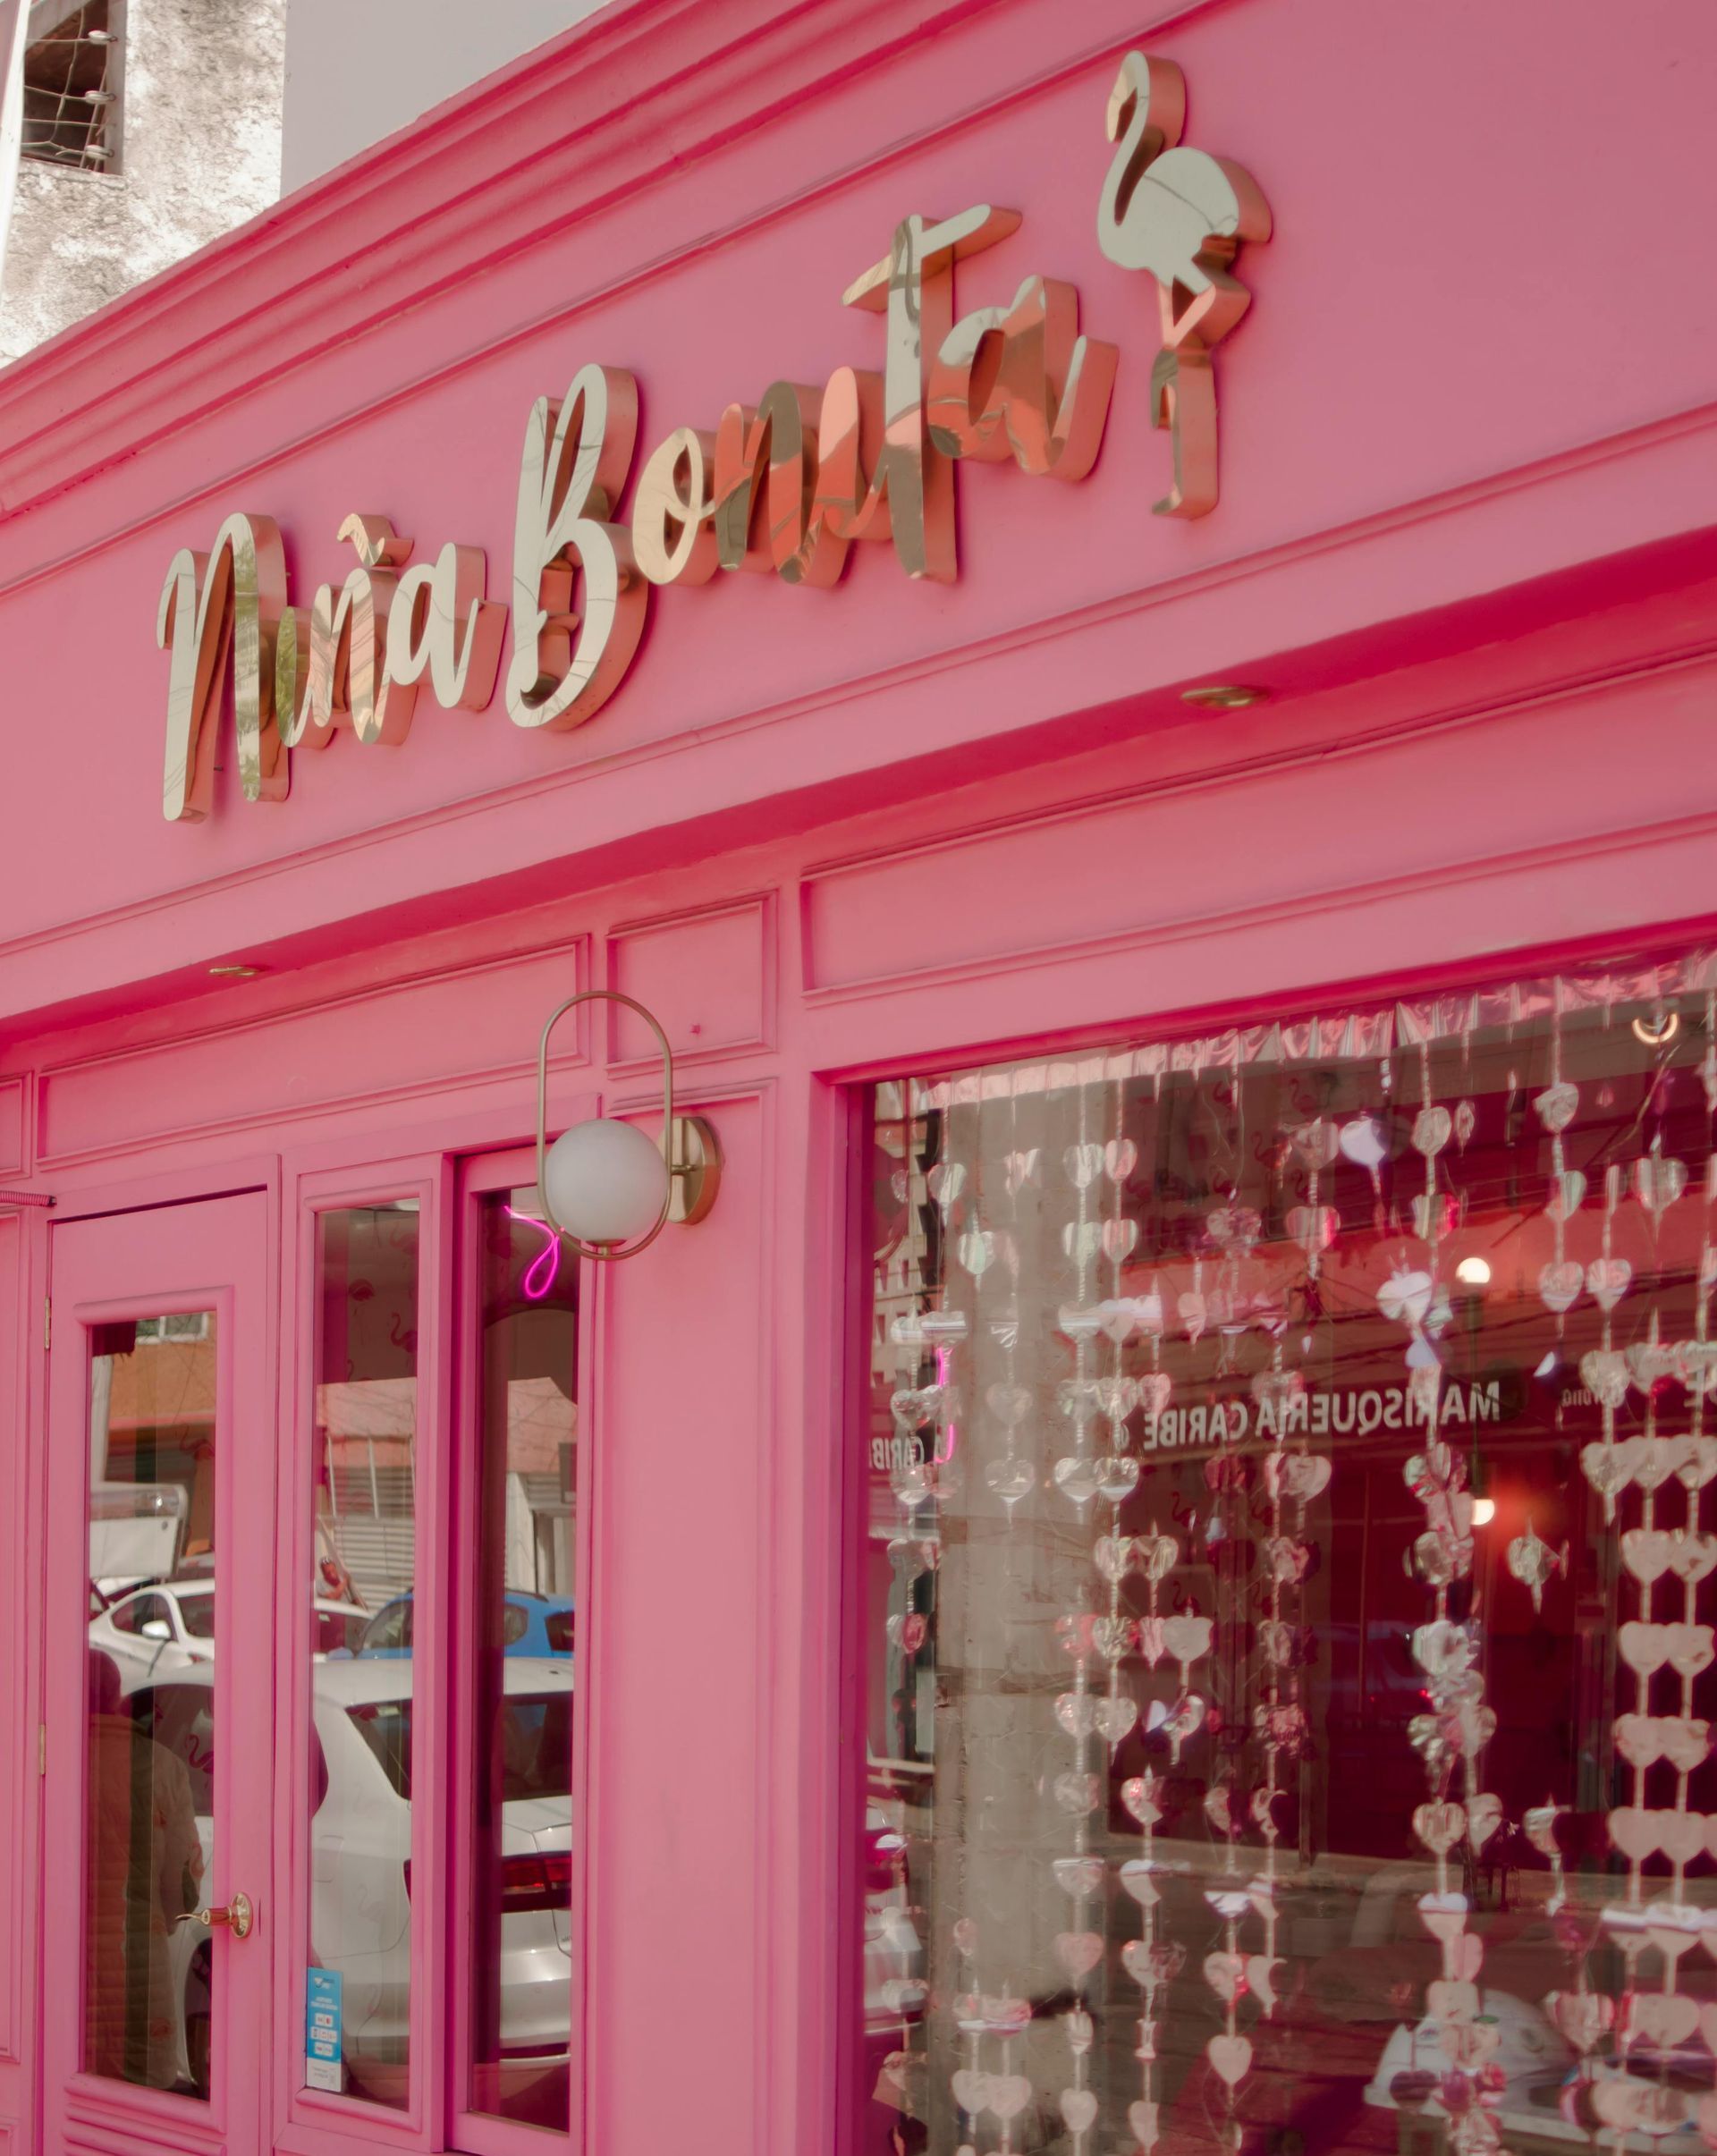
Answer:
90;1583;367;1679
123;1656;574;2101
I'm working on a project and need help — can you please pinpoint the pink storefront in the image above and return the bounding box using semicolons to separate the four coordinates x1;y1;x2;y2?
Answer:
4;4;1717;2156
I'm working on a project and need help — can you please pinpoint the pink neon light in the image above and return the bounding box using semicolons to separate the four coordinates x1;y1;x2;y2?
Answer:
507;1205;562;1301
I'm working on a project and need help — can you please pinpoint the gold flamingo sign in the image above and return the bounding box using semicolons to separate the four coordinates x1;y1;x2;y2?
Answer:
1097;51;1272;518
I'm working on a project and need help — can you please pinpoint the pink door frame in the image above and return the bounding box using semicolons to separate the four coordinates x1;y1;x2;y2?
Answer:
41;1190;276;2156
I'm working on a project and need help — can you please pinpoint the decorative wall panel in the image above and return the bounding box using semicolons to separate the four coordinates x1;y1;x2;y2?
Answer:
38;942;588;1164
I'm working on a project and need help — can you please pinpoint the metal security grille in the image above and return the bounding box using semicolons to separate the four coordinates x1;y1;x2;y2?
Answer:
21;1;121;173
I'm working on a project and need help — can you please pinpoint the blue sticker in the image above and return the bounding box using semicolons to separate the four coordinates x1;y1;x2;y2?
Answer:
305;1967;343;2092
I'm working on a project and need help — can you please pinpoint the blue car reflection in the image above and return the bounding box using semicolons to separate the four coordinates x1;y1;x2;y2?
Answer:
348;1590;574;1659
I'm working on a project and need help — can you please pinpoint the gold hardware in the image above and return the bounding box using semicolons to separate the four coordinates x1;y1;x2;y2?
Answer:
174;1891;254;1939
535;989;721;1262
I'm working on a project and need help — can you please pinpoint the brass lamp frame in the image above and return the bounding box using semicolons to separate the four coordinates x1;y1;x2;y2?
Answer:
535;989;720;1261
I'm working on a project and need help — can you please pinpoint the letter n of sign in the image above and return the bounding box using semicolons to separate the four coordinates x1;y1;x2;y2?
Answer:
158;514;291;822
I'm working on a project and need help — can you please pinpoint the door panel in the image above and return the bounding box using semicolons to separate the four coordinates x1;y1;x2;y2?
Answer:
42;1196;272;2156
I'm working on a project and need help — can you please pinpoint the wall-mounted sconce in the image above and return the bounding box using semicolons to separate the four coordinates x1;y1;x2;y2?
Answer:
536;990;720;1261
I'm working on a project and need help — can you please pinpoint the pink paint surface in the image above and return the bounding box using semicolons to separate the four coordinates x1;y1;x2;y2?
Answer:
0;1;1715;2152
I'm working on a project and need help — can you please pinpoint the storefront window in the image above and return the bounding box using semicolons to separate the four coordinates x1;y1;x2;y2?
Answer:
308;1202;420;2106
859;951;1717;2156
85;1309;217;2095
468;1186;579;2128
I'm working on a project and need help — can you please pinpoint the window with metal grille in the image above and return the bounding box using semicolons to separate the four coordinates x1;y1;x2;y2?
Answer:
21;0;122;174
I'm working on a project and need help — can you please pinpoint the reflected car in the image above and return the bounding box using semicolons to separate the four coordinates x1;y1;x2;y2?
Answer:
130;1659;575;2102
356;1589;573;1659
90;1582;366;1678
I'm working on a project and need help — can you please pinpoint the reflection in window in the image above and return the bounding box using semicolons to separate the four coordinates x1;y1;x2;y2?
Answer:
859;951;1717;2156
469;1188;578;2128
84;1311;216;2097
309;1204;419;2106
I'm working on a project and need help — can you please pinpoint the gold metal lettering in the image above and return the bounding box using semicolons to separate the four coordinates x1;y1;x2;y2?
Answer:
633;427;718;588
389;542;507;713
158;513;290;822
810;366;892;548
842;205;1020;580
275;516;503;753
713;381;849;589
926;275;1117;480
1096;51;1271;517
506;363;647;731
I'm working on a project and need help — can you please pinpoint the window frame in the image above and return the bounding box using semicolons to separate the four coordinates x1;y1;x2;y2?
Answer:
279;1160;450;2156
20;0;125;178
447;1146;595;2156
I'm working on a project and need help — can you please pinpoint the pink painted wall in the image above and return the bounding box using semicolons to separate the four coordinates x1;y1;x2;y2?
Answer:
2;3;1717;2155
0;0;1712;1020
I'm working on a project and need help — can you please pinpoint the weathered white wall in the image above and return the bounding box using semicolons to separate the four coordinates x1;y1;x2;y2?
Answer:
0;0;285;364
280;0;602;194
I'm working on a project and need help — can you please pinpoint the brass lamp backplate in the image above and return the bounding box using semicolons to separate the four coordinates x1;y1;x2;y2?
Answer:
668;1115;722;1226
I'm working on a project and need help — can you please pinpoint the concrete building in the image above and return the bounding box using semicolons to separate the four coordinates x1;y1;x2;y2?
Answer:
0;0;286;365
0;0;599;365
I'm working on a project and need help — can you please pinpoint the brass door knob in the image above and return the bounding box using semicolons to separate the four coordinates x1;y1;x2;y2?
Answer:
173;1890;254;1939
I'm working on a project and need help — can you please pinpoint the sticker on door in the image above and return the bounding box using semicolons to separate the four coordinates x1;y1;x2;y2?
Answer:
305;1967;343;2091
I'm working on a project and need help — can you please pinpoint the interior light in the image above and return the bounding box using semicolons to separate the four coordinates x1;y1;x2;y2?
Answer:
1470;1496;1496;1528
1454;1256;1492;1287
1631;1008;1680;1046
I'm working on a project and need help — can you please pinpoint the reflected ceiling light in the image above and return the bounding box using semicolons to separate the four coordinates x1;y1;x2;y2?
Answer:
1631;1008;1680;1046
1454;1256;1492;1287
1180;682;1267;711
535;990;720;1261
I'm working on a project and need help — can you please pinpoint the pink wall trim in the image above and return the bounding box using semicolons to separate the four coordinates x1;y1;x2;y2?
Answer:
5;4;1717;2155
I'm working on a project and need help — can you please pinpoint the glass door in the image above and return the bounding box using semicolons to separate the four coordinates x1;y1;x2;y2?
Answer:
41;1194;275;2156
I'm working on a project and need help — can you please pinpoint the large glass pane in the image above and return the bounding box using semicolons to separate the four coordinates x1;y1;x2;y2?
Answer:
308;1203;419;2105
85;1308;217;2096
858;952;1717;2156
469;1186;578;2127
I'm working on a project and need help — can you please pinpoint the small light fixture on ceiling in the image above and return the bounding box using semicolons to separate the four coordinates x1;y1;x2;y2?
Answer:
536;990;720;1261
1631;1007;1680;1047
1180;683;1267;711
208;964;261;979
1454;1256;1492;1288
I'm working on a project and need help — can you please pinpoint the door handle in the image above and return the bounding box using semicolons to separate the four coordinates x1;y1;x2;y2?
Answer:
173;1890;254;1939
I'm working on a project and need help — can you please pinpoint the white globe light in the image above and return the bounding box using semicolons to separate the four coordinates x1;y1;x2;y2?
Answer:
543;1118;669;1246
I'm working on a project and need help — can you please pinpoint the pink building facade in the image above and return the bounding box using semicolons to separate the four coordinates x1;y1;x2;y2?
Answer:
4;4;1717;2156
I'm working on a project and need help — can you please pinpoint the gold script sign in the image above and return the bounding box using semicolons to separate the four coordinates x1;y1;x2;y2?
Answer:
158;49;1267;819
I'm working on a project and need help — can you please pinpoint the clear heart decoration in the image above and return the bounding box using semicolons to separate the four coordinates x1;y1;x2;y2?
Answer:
1064;1143;1104;1189
1339;1115;1391;1170
983;1457;1036;1507
1634;1152;1689;1222
1053;1456;1104;1506
957;1229;997;1278
1289;1119;1341;1172
1585;1256;1631;1311
1412;1105;1453;1157
1533;1081;1579;1133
